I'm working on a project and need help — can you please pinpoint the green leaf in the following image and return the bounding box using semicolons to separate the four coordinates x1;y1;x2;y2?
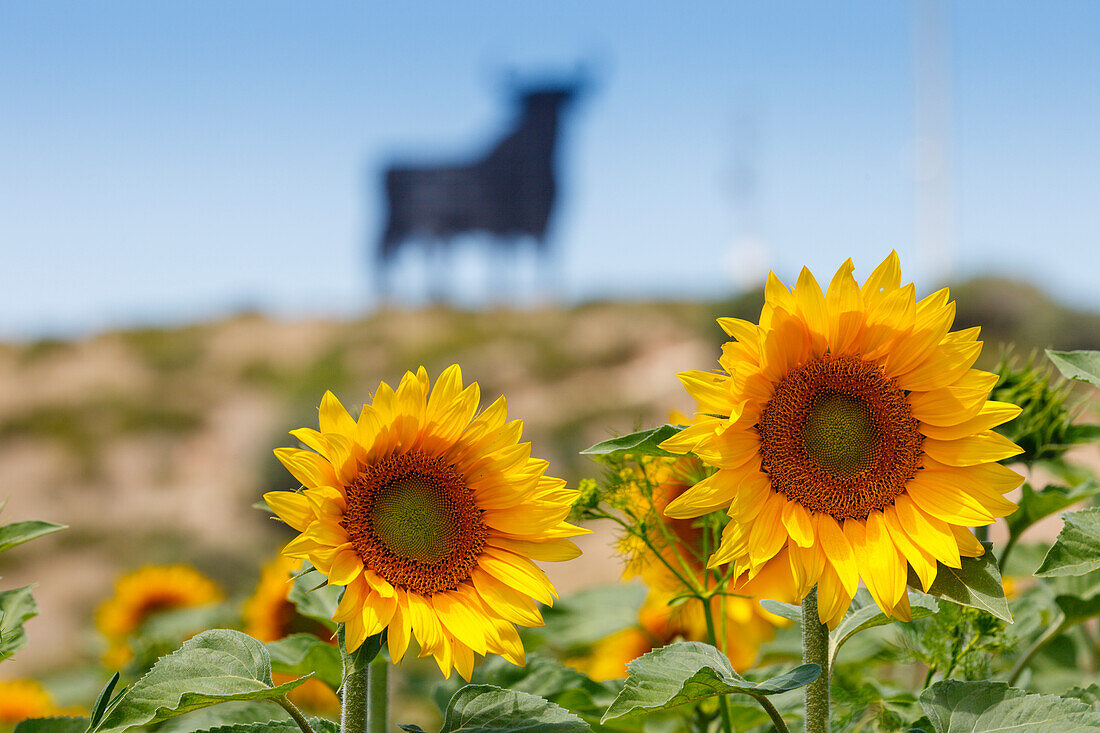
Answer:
0;584;39;660
180;723;338;733
1037;508;1100;577
89;672;122;728
920;679;1100;732
1008;483;1100;539
910;543;1012;622
428;654;624;730
287;566;338;631
266;634;342;690
1063;684;1100;712
534;584;646;653
13;718;89;733
758;599;802;622
91;629;310;733
0;520;66;552
1047;350;1100;388
401;684;590;732
830;589;940;666
601;641;819;722
580;425;686;457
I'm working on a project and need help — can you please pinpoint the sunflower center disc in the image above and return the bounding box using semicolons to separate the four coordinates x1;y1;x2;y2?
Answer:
802;393;878;478
372;476;457;564
341;451;488;596
756;354;924;521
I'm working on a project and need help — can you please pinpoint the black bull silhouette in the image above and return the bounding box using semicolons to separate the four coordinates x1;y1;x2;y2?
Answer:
374;75;587;299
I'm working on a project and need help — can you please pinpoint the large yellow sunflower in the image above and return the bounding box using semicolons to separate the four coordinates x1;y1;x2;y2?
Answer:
96;564;223;667
0;679;54;724
661;253;1023;628
264;365;587;680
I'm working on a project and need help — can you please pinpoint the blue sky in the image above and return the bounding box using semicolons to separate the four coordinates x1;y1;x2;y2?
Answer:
2;2;1098;338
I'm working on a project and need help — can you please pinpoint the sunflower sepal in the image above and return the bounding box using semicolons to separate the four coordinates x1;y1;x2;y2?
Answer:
399;683;590;733
906;543;1012;623
601;641;819;725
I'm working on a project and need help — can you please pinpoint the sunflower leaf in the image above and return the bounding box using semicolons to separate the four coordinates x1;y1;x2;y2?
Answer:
90;629;310;733
170;722;338;733
920;679;1100;732
89;672;122;728
401;683;591;732
600;641;819;723
580;425;686;457
1037;508;1100;577
12;718;89;733
0;520;66;553
1047;350;1100;388
829;589;940;666
287;565;339;630
1008;482;1100;540
0;584;39;661
534;584;647;654
758;600;802;622
909;543;1012;622
266;634;342;690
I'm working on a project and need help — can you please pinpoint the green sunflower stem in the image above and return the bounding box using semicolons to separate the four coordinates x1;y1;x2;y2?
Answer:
802;586;830;733
701;594;734;733
338;625;369;733
367;654;389;733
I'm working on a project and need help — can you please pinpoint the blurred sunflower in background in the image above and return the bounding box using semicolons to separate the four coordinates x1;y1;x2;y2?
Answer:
243;555;340;716
264;364;587;680
575;437;795;679
663;252;1024;627
0;679;82;726
96;564;222;668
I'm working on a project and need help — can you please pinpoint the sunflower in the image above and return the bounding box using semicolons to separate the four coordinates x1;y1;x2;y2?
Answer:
661;252;1023;628
264;365;587;680
0;679;54;723
243;555;333;643
96;564;223;667
611;446;794;672
244;556;340;716
0;679;83;723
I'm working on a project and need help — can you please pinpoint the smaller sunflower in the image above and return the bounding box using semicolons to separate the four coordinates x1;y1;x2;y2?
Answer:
243;556;333;643
0;679;82;724
611;443;795;672
244;556;341;716
96;564;222;667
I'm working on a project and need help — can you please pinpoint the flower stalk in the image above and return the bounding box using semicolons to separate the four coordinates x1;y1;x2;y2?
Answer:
802;586;830;733
339;625;368;733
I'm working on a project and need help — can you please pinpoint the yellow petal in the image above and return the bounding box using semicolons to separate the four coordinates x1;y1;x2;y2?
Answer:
788;543;826;598
815;512;858;597
333;575;369;623
665;469;741;519
361;591;398;636
816;561;853;629
318;390;357;438
717;317;759;343
328;548;363;586
469;568;543;627
407;592;445;654
274;447;338;489
951;525;986;557
860;250;902;301
897;338;982;392
678;370;733;416
263;491;313;532
919;401;1023;441
452;639;475;682
781;501;815;548
906;473;996;525
479;548;556;606
922;431;1023;467
433;590;489;655
747;492;788;569
882;506;938;592
486;536;583;562
388;591;412;663
893;494;961;569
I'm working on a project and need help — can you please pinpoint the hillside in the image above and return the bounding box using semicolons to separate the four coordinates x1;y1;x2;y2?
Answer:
2;280;1100;676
